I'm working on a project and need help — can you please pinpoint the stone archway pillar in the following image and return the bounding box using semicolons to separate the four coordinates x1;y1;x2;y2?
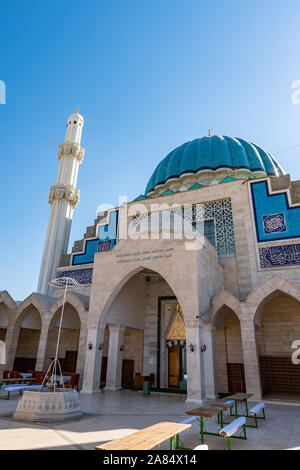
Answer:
35;322;50;371
240;314;262;401
185;319;206;405
80;324;105;394
105;324;126;391
203;322;217;399
76;325;88;379
3;322;20;371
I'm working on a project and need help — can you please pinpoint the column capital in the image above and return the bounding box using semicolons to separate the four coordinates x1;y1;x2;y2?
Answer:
58;142;85;164
48;184;80;208
108;324;126;334
185;318;202;328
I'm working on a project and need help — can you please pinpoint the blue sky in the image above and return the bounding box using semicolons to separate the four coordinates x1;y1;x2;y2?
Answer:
1;0;300;299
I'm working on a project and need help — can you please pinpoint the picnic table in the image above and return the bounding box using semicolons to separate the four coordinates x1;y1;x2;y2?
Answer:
226;393;253;418
186;402;234;445
95;422;191;450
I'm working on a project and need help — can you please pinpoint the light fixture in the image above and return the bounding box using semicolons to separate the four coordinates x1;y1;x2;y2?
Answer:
189;344;194;352
201;344;207;352
120;345;124;351
88;343;93;350
99;344;103;350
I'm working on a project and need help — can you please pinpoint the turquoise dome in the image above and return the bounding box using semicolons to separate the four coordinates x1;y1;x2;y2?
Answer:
145;135;285;195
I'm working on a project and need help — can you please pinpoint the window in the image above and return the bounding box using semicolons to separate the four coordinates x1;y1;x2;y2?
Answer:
194;219;216;247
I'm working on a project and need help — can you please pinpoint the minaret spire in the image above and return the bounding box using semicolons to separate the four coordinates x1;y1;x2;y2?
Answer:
37;111;85;295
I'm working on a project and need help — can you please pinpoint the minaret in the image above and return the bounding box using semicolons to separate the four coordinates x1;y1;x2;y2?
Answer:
37;110;85;295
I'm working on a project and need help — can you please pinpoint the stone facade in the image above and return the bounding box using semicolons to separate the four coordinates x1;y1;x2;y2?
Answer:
3;112;300;406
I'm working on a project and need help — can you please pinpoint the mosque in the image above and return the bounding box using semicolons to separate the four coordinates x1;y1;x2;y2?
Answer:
1;110;300;404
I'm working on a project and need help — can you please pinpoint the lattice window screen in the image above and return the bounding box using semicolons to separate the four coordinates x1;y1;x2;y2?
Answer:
130;198;235;257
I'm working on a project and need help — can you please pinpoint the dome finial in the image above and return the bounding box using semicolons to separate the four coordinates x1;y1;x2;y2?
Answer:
208;129;212;137
75;107;79;114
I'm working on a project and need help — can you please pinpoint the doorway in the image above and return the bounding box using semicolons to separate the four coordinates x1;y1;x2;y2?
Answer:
168;344;181;388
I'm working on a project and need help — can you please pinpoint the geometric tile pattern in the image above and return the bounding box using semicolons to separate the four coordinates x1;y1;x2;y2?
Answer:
192;199;235;256
130;198;235;257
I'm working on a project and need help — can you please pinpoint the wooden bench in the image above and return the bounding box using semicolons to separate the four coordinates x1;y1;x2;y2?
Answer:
219;417;247;450
95;422;191;450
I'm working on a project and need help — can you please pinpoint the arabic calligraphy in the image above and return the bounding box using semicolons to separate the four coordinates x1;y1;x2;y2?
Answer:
262;213;287;234
259;243;300;268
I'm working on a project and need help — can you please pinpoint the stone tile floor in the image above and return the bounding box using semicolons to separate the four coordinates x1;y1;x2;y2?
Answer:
0;390;300;450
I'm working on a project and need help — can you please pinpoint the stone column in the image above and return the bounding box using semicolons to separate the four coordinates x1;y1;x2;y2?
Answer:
240;317;262;400
80;325;105;394
185;319;206;405
3;322;20;371
0;323;15;375
35;323;50;371
203;322;217;400
105;324;126;391
76;325;88;380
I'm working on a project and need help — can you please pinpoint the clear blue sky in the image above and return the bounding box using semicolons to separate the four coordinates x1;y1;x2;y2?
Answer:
1;0;300;300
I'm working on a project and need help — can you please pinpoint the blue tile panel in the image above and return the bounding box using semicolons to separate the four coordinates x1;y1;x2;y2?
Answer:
56;267;93;285
72;210;118;265
251;181;300;242
259;243;300;268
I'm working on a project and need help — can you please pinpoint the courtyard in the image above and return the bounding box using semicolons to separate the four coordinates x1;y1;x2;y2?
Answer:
0;390;299;450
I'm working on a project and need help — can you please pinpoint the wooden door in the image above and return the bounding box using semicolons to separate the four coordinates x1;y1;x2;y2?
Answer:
227;363;246;393
168;345;180;388
100;357;108;387
64;351;78;373
122;359;134;389
13;357;36;372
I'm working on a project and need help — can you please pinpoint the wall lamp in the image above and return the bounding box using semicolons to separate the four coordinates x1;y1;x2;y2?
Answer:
201;344;207;352
120;345;124;351
88;343;93;350
189;344;195;352
98;343;103;350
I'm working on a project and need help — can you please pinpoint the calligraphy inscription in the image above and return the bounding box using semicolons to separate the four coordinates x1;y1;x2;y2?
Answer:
259;243;300;268
262;212;287;234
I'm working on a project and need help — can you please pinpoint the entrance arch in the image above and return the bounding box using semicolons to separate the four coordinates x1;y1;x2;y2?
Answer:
45;303;81;374
14;305;42;371
97;269;181;392
81;237;221;404
214;305;244;394
255;292;300;398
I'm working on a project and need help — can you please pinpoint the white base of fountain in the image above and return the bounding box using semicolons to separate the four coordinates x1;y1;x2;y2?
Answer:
13;389;82;422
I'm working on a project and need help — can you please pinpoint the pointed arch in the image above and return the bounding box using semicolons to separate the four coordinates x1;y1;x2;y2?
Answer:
0;291;17;313
48;291;89;326
16;293;47;325
210;290;242;325
94;263;196;330
245;275;300;324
